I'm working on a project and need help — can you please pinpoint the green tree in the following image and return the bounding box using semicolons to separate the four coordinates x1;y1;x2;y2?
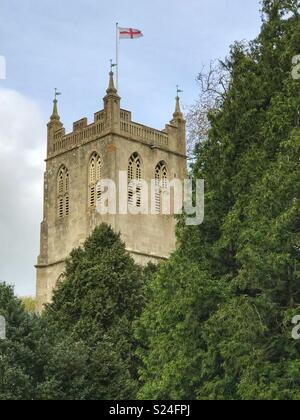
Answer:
0;283;43;400
21;297;36;314
137;0;300;400
136;255;225;400
40;224;145;400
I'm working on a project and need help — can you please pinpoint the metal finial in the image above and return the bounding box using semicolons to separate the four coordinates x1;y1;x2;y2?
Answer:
110;59;117;72
54;88;62;101
176;85;183;97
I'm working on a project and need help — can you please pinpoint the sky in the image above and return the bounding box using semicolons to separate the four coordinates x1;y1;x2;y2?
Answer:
0;0;262;297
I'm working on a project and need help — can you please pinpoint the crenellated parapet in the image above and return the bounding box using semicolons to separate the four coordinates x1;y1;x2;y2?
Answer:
49;111;171;158
47;72;186;159
50;113;108;157
120;120;169;147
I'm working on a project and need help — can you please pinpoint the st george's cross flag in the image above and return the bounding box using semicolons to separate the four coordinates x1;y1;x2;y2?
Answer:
118;27;143;40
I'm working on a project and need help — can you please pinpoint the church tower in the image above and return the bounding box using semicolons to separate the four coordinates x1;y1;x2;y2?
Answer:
36;72;187;312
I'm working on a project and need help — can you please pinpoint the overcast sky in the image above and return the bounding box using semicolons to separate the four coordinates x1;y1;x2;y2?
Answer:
0;0;262;297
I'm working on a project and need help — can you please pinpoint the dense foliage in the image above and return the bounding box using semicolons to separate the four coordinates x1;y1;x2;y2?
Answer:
1;0;300;401
0;283;44;400
39;224;145;400
136;0;300;400
21;297;36;314
0;225;145;400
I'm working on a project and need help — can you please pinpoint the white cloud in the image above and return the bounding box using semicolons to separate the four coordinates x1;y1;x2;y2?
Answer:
0;88;46;297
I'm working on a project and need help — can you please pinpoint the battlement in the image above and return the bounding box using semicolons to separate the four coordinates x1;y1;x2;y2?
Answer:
73;118;88;132
49;107;171;158
120;120;168;147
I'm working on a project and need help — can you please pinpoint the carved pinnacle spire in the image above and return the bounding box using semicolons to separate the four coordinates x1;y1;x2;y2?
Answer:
106;71;118;95
173;85;184;119
50;89;62;122
173;95;183;120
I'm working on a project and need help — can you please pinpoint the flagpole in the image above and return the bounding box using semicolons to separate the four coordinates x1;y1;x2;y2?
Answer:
116;22;119;91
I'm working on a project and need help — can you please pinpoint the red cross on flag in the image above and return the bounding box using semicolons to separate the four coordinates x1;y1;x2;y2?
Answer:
118;27;143;40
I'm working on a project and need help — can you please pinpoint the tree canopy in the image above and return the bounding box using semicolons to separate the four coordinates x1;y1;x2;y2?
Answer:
0;225;146;400
136;0;300;400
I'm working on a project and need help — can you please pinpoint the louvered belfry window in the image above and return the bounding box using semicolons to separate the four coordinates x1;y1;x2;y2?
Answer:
128;153;142;208
155;161;168;214
57;165;70;219
89;153;102;208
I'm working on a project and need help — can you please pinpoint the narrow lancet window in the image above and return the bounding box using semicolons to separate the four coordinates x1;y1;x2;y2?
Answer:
89;153;102;208
128;153;142;207
57;165;70;218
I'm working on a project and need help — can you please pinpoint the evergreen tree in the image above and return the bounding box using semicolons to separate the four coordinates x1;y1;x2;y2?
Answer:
137;0;300;400
0;283;43;400
39;224;145;400
136;255;225;400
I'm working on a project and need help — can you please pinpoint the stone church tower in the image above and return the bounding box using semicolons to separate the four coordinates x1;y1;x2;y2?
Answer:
36;72;187;312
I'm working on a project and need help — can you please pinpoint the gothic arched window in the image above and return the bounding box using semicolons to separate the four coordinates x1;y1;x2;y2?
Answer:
57;165;69;219
155;161;168;214
128;152;142;207
89;152;102;208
